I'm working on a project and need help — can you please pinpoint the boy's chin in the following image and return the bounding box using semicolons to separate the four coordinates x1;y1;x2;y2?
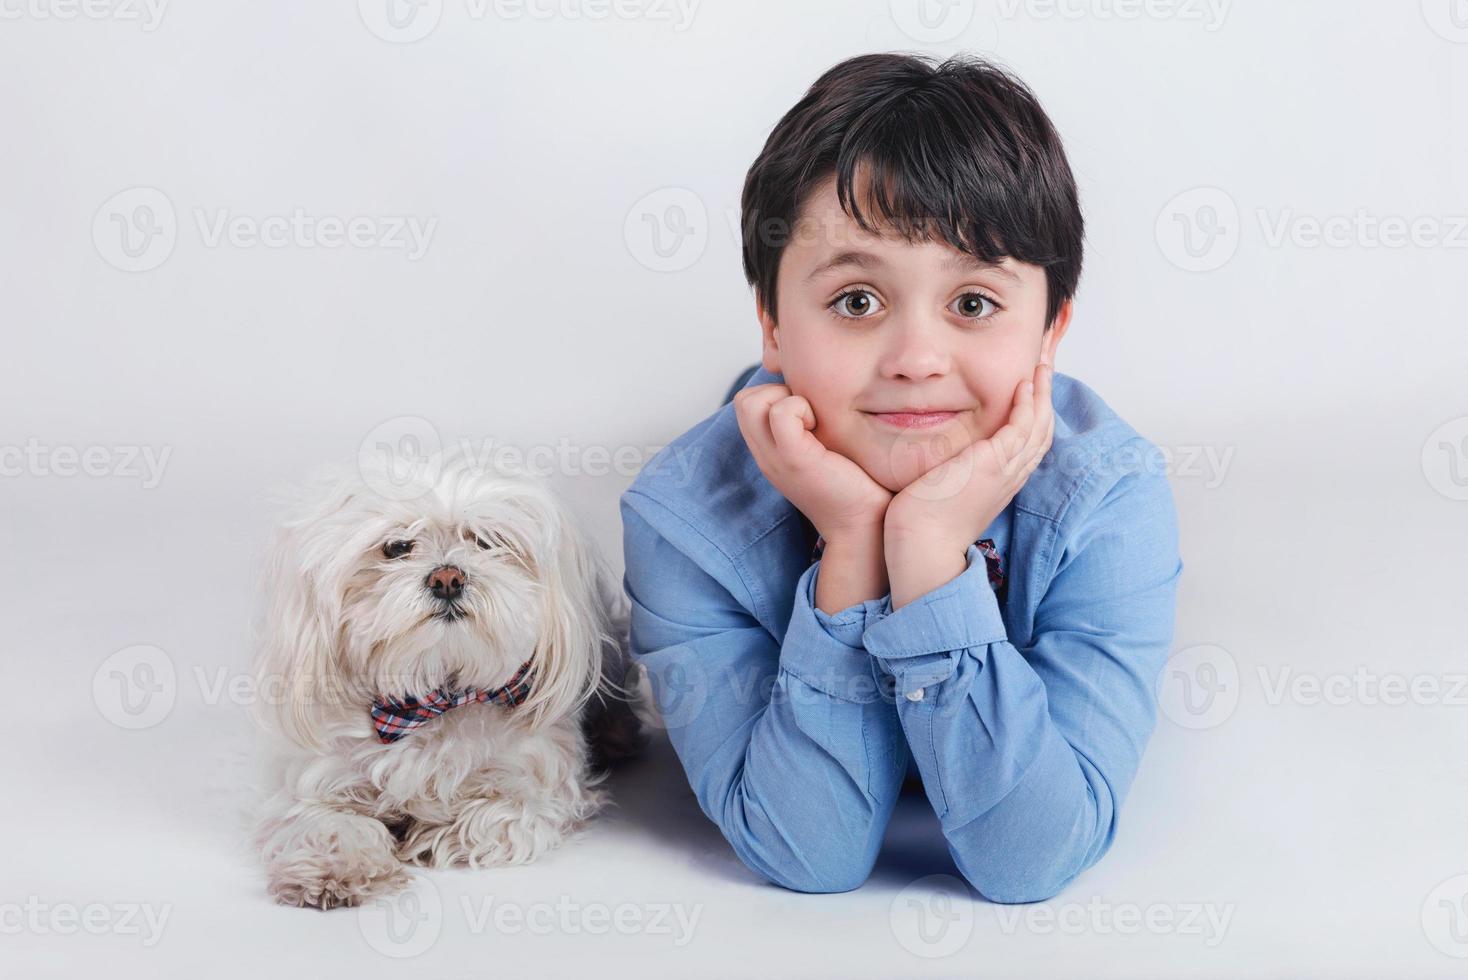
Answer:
837;443;914;496
871;470;908;495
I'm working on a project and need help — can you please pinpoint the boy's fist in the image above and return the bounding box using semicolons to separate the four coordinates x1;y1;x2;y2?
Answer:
733;384;893;542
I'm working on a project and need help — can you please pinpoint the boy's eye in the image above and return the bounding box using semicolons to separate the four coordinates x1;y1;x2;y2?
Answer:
382;539;415;559
952;291;1000;320
830;289;882;319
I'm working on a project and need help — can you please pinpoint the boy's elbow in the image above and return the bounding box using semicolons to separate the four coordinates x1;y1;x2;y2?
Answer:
949;765;1119;904
753;853;874;894
969;868;1075;905
712;782;882;894
951;832;1097;905
722;812;877;894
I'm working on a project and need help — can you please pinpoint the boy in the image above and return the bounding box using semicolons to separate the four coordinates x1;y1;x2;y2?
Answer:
619;52;1183;903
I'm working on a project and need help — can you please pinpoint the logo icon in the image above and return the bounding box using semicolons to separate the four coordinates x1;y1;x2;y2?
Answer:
624;188;708;273
358;416;444;502
1156;187;1240;272
93;187;177;272
889;0;976;43
1423;874;1468;958
1423;416;1468;501
1157;643;1239;730
358;875;442;957
890;874;975;958
628;658;709;731
1423;0;1468;42
93;644;177;729
358;0;443;43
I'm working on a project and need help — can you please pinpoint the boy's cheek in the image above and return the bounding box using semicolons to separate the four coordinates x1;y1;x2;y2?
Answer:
965;403;1007;443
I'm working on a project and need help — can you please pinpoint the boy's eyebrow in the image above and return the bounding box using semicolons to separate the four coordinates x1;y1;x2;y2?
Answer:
802;249;1021;284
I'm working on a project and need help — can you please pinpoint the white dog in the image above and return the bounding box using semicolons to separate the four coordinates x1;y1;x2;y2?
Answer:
248;450;642;909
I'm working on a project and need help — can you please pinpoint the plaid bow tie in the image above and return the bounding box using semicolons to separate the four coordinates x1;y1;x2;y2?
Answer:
810;534;1006;595
369;660;535;744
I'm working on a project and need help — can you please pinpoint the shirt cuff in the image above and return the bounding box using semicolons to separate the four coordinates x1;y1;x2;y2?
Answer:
862;542;1008;697
810;567;889;648
777;559;887;703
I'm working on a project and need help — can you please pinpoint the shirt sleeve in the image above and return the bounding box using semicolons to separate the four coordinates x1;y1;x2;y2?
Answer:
620;492;911;893
860;465;1183;904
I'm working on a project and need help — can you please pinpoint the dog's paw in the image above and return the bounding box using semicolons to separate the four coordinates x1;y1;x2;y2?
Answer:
258;803;416;909
395;790;606;869
268;856;412;910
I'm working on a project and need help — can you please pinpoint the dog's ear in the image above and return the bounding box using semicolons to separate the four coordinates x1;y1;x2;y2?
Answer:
516;485;616;729
248;479;359;752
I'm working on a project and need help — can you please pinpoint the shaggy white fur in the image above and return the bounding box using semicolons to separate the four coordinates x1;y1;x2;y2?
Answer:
248;450;640;909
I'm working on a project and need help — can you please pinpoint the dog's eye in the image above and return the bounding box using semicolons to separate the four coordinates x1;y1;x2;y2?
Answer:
382;540;415;559
472;529;516;553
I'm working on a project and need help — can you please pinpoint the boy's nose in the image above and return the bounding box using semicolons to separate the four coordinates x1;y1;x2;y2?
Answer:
881;317;950;380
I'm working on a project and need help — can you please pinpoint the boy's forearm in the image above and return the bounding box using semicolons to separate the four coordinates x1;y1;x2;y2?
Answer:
813;527;889;615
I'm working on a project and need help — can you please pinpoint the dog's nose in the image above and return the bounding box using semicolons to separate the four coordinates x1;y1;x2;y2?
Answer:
425;565;465;601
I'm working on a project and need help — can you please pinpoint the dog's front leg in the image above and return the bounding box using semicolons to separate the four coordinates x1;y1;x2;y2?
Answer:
396;727;608;869
257;798;412;909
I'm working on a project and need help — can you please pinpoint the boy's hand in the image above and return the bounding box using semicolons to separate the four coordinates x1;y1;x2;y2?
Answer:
883;359;1055;609
733;384;893;542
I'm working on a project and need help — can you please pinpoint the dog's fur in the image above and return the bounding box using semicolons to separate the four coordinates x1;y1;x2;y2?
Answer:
247;451;642;909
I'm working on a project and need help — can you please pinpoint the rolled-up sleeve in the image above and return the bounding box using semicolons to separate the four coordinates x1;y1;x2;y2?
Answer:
861;467;1183;904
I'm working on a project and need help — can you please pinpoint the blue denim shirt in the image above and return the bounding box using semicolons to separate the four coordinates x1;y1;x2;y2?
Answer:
619;366;1183;902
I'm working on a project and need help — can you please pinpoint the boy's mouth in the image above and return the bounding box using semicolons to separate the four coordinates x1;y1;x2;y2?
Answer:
864;409;961;430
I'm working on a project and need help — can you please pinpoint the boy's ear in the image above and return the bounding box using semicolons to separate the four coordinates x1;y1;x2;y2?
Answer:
756;298;782;374
1041;299;1073;366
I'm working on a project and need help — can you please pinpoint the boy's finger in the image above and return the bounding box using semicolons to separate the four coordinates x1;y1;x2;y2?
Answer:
1012;375;1035;434
768;396;818;460
1035;361;1053;425
989;377;1032;469
1018;362;1052;460
733;387;781;459
734;383;790;416
1024;406;1056;480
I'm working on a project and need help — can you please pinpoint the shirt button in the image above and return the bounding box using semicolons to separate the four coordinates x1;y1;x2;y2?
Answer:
906;687;925;702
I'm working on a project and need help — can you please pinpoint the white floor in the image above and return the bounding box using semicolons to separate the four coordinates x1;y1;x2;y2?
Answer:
5;438;1466;979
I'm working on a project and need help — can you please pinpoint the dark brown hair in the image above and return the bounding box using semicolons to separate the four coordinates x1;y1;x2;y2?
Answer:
740;52;1084;329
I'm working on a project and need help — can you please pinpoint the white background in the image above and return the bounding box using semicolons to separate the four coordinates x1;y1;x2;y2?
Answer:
3;0;1467;976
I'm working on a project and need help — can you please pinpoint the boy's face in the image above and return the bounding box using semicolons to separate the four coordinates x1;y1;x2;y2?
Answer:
758;175;1072;494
